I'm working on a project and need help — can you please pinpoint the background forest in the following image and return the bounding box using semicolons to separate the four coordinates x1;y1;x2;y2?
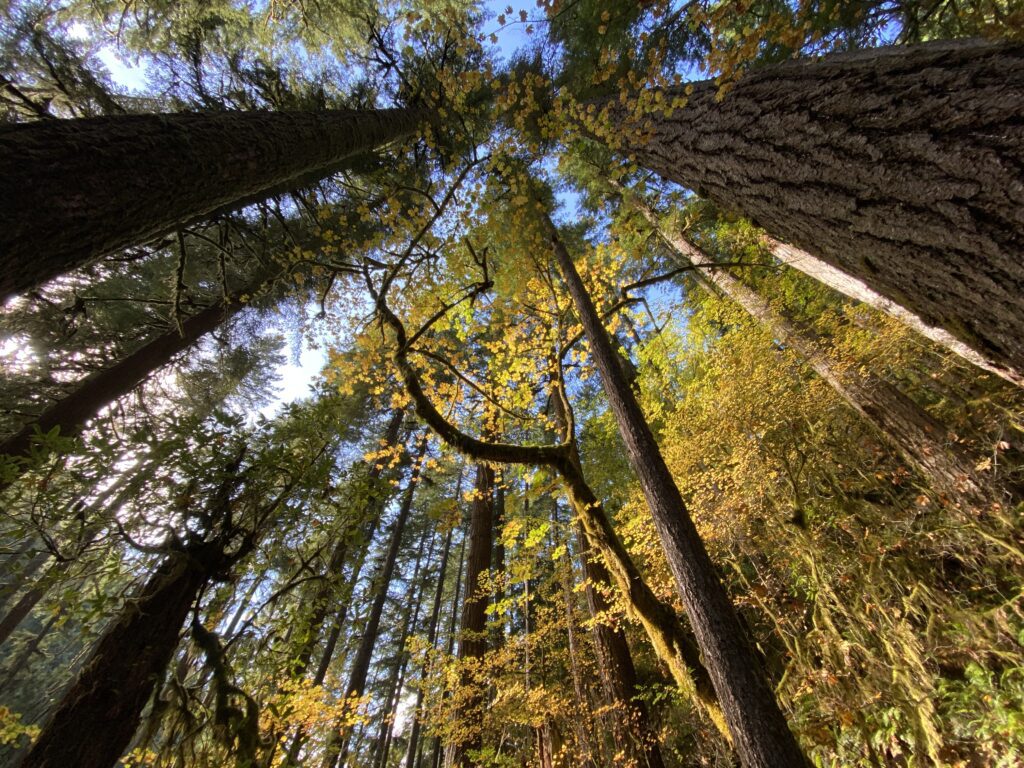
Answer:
0;1;1022;768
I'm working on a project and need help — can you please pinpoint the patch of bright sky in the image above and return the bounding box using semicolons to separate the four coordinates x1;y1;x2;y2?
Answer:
67;21;149;91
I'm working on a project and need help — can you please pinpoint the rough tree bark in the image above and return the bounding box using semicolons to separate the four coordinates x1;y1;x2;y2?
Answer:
545;213;808;768
0;107;428;298
610;39;1024;382
19;551;212;768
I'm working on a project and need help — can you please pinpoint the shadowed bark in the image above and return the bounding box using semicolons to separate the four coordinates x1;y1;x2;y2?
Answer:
0;107;428;298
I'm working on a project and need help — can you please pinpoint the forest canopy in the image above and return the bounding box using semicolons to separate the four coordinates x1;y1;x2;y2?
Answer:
0;2;1022;768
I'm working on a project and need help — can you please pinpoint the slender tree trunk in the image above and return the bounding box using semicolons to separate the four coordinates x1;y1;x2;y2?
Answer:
765;238;1023;388
293;411;405;676
0;107;429;298
429;516;468;768
545;213;808;768
372;524;435;768
0;464;154;647
404;497;457;768
0;265;289;477
324;440;426;768
633;197;999;505
0;611;59;692
611;39;1024;382
548;386;668;767
18;552;210;768
451;463;494;768
549;354;728;741
556;547;599;768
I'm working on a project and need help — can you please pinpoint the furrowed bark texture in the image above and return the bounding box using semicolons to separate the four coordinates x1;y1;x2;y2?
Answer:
0;107;427;298
635;200;998;505
766;239;1024;389
546;214;808;768
19;553;208;768
613;39;1024;381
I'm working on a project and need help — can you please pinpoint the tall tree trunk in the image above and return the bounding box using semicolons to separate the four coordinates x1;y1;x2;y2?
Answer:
404;490;457;768
372;523;435;768
545;213;808;768
0;107;429;298
632;196;1000;505
323;440;426;768
555;545;599;768
293;411;405;676
19;552;211;768
451;463;494;768
765;238;1023;388
429;515;468;768
611;39;1024;383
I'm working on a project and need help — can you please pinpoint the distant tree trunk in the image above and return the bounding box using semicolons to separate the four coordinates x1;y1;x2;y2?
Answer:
632;196;1001;505
0;107;429;298
404;503;457;768
323;440;426;768
293;412;405;676
429;517;468;768
555;545;599;768
0;462;156;647
19;552;211;768
546;213;808;768
765;238;1024;389
548;388;667;768
371;524;434;768
451;463;494;768
0;611;59;693
612;39;1024;383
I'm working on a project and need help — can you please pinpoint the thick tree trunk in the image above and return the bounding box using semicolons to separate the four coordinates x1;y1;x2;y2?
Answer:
451;463;494;768
766;238;1024;388
546;214;807;768
611;39;1024;382
0;107;428;298
324;442;426;768
19;553;209;768
634;198;998;505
